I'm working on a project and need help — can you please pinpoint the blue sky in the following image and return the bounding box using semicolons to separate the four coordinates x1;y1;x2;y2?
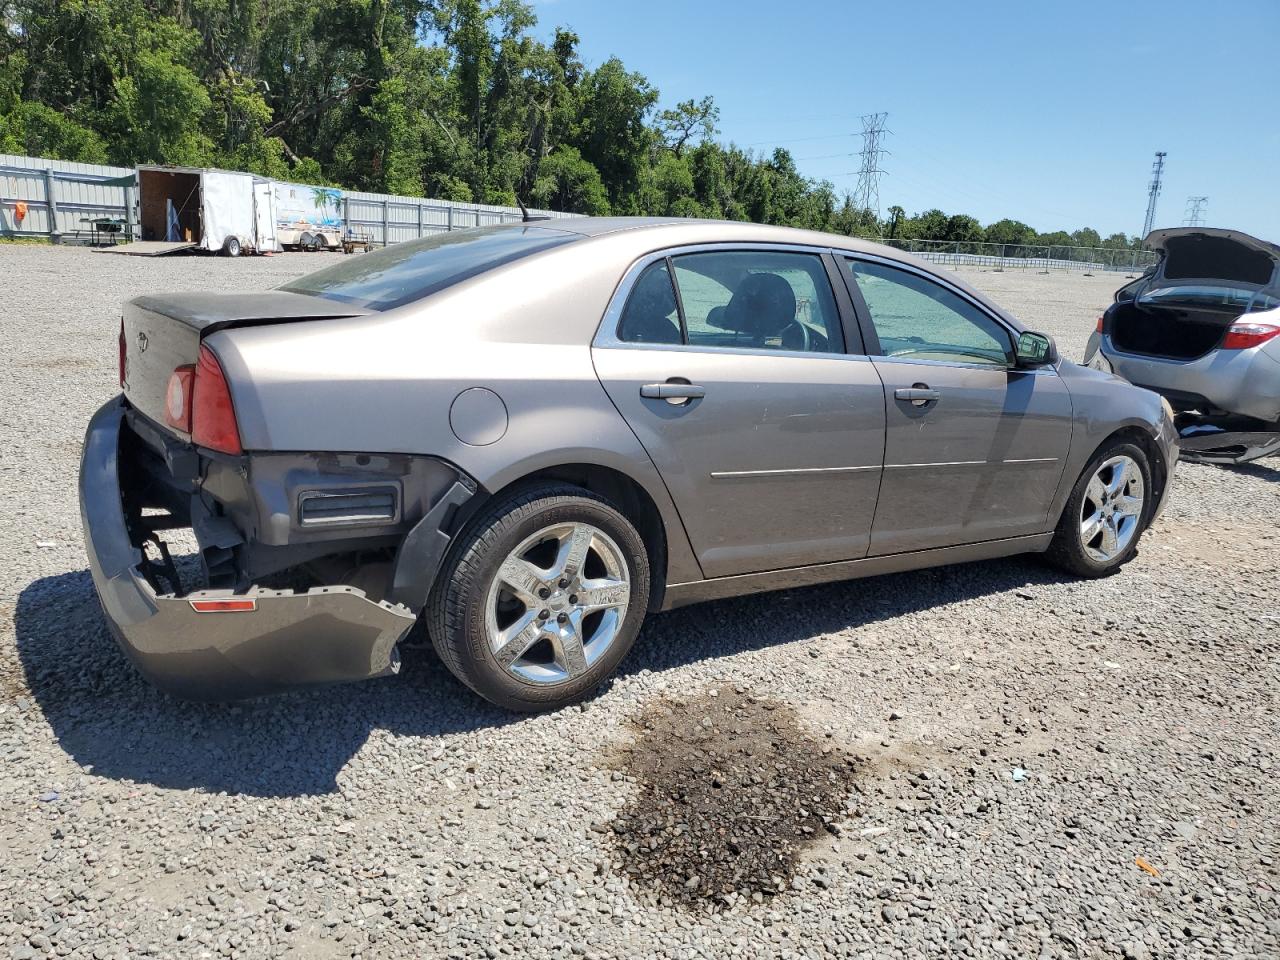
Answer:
534;0;1279;239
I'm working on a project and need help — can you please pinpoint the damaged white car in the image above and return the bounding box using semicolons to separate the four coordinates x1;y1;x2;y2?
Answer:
1086;228;1280;464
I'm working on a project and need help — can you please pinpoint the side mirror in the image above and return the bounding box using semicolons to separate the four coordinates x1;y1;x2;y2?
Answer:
1015;330;1058;367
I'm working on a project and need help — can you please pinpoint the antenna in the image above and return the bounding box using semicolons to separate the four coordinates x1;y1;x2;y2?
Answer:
853;112;890;220
515;195;550;223
1183;196;1208;227
1141;151;1166;240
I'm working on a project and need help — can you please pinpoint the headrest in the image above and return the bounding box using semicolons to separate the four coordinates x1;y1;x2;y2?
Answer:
721;273;797;337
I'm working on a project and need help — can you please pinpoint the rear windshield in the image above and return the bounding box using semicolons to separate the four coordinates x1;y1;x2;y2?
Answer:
280;225;578;310
1140;285;1280;312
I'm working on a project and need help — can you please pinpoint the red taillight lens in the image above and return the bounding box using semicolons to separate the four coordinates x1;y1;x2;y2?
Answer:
1095;316;1105;333
1221;321;1280;351
118;319;127;387
164;364;195;432
191;345;242;455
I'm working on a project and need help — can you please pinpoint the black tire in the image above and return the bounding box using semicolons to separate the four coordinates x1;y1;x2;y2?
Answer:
221;236;241;258
427;483;651;711
1045;440;1152;578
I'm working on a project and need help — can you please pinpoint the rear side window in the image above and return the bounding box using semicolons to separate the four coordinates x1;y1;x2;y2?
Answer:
617;250;844;354
281;225;577;310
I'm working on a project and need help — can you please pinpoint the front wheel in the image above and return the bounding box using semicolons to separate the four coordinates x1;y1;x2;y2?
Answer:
427;484;651;711
1045;441;1151;577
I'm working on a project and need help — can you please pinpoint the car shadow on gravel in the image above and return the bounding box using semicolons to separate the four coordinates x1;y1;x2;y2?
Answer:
13;571;519;798
15;557;1067;798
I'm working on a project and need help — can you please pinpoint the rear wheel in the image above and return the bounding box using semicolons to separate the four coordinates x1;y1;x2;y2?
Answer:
428;484;651;711
221;236;241;258
1046;441;1151;577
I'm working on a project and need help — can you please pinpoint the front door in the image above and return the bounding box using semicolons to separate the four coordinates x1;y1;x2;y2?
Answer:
842;256;1072;555
593;248;887;579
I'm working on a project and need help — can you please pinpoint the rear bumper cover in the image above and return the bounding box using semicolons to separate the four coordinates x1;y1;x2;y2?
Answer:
79;398;416;699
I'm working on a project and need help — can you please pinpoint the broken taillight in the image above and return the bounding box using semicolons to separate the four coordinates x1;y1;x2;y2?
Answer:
1221;321;1280;350
191;345;242;455
164;364;195;432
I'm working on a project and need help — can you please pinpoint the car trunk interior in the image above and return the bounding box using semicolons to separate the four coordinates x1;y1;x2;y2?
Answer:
139;168;203;243
1109;301;1238;360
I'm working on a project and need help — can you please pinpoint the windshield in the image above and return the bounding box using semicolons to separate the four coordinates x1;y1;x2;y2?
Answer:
280;225;578;310
1140;285;1280;312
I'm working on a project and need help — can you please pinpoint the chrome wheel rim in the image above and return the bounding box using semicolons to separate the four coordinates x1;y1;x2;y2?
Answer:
1080;455;1144;562
483;522;630;685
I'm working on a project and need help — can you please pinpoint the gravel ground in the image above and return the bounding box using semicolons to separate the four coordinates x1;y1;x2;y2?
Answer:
1;244;1277;960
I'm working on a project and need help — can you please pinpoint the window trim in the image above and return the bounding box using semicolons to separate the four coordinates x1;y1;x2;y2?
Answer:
596;242;863;359
840;252;1030;371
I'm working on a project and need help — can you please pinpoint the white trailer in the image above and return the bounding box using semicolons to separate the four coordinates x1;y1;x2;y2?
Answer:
274;181;344;251
108;165;280;257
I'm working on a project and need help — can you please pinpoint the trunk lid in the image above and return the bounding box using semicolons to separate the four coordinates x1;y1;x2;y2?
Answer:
121;291;370;434
1145;228;1280;288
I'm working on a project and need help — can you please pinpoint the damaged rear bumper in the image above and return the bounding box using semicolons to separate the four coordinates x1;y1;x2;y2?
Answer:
79;397;417;699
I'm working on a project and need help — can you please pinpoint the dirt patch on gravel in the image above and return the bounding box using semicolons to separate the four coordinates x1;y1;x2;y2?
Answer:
606;687;858;911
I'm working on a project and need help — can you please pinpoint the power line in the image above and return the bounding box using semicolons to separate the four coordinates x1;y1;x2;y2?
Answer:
853;112;890;219
1142;151;1166;239
1184;195;1208;227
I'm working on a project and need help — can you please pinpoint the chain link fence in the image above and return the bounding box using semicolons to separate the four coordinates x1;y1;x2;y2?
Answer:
874;238;1158;273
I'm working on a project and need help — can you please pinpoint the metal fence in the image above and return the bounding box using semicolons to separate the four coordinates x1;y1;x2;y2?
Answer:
0;152;573;245
874;237;1158;273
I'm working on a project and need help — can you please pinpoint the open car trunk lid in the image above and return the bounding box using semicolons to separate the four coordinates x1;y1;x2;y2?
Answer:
1109;228;1280;360
121;291;370;436
1145;228;1279;288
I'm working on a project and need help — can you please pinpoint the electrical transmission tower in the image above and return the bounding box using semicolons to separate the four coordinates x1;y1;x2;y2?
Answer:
1141;151;1166;239
1184;196;1208;227
853;112;890;219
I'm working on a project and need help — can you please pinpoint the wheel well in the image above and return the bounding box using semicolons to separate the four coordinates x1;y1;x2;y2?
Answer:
475;464;669;612
1098;426;1167;519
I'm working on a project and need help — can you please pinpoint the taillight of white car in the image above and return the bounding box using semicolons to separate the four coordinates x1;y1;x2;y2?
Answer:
162;345;242;454
1221;321;1280;351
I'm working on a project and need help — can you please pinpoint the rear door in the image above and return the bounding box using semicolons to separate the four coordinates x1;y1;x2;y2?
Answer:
592;245;887;579
841;255;1072;555
253;180;278;252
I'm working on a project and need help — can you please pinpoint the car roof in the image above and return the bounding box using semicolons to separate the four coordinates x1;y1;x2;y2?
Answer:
537;217;1024;330
547;216;897;256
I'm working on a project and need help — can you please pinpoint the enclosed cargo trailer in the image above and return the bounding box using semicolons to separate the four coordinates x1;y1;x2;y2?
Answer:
107;166;280;257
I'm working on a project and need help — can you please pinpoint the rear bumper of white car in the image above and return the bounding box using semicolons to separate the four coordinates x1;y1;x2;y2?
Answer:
1093;333;1280;424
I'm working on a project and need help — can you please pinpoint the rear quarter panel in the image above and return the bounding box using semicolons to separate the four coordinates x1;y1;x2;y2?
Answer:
208;237;705;584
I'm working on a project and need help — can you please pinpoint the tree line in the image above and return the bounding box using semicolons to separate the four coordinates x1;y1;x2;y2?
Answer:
0;0;1140;250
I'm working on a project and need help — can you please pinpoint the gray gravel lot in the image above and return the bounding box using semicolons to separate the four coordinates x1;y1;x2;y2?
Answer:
1;244;1277;959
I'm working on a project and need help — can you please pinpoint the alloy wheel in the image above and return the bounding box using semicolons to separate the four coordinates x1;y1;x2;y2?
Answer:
1079;455;1145;562
483;522;630;685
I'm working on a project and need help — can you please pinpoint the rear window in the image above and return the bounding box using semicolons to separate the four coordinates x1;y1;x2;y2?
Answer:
280;225;578;310
1140;285;1280;311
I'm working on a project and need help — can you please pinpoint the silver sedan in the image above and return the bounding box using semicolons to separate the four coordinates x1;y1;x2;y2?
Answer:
81;218;1178;710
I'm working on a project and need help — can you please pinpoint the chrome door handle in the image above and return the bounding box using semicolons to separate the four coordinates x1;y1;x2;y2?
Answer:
894;385;940;407
640;382;706;400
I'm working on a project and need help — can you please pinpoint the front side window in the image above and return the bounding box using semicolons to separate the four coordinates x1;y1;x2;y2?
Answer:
617;249;844;354
280;225;578;311
848;259;1013;366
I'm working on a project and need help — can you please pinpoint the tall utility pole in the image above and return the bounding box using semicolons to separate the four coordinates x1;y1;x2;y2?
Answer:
1141;151;1167;240
1184;196;1208;227
853;112;890;220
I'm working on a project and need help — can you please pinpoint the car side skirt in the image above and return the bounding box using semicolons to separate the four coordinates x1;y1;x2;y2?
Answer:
660;533;1054;611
